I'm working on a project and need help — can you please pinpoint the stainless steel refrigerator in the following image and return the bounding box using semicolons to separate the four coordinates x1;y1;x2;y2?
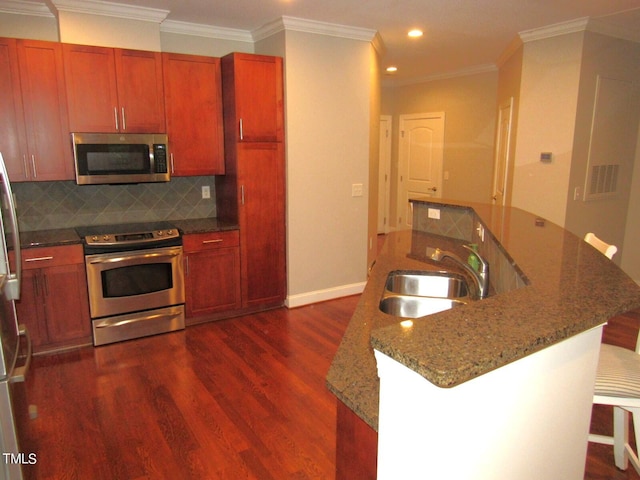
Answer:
0;152;31;480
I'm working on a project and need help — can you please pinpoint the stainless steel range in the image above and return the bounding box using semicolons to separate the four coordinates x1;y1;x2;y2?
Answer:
75;222;185;346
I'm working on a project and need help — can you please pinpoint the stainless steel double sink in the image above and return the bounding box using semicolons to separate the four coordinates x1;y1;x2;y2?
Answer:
379;270;471;318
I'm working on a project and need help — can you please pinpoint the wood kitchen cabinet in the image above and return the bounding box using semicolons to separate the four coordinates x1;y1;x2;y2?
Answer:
217;53;286;309
63;44;165;133
183;231;241;318
221;53;284;143
13;245;92;353
0;38;74;182
163;52;224;176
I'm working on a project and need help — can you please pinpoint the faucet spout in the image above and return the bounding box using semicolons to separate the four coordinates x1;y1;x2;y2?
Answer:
430;245;490;299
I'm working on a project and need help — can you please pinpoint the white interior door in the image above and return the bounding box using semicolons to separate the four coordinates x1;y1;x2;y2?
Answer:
492;98;513;206
378;115;392;234
397;112;444;228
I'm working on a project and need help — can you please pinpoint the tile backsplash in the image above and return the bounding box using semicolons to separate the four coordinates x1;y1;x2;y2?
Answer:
411;200;529;295
13;177;217;231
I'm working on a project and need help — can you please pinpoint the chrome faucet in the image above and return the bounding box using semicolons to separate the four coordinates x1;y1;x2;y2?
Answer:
430;245;490;299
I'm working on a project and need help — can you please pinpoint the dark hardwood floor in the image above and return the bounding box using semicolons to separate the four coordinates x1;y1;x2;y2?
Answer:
17;297;357;480
15;290;640;479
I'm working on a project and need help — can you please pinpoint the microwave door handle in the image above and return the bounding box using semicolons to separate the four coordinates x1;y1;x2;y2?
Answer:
0;153;21;301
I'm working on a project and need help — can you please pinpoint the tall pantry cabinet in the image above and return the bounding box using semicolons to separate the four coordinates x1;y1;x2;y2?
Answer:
217;53;286;309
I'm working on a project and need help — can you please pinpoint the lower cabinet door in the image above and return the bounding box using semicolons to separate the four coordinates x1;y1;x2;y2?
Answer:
15;269;47;349
43;263;91;344
185;247;241;317
13;246;92;353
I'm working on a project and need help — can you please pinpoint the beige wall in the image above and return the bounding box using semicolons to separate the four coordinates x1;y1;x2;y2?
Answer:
381;71;498;227
0;13;58;41
57;11;162;50
623;127;640;281
368;45;382;269
511;32;584;227
501;30;640;281
162;32;253;57
281;30;372;304
565;32;640;267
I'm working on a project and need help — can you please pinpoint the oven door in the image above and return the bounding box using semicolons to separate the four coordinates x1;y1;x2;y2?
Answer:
85;246;185;319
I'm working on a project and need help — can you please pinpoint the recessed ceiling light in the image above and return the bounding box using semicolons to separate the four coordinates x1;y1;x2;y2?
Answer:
386;66;398;73
408;29;423;38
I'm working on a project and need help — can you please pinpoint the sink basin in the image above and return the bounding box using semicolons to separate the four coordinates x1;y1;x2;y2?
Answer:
384;270;469;298
379;295;466;318
379;270;470;318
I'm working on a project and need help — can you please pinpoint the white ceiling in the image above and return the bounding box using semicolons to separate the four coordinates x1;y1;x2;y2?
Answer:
8;0;640;83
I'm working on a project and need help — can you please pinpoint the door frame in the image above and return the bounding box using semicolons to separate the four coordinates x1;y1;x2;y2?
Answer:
378;115;392;234
397;112;445;229
492;97;513;206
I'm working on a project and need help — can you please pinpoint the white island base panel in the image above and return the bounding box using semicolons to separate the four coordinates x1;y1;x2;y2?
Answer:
374;326;604;480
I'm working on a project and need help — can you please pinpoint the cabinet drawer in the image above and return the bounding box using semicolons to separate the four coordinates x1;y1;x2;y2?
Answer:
20;244;84;269
183;230;239;252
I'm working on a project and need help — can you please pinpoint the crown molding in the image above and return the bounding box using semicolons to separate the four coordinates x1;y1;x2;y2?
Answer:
253;15;377;43
519;17;589;43
371;31;386;56
49;0;169;22
384;63;497;88
0;0;54;17
160;20;253;43
518;14;640;45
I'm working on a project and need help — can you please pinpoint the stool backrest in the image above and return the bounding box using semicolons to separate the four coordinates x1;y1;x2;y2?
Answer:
584;232;618;260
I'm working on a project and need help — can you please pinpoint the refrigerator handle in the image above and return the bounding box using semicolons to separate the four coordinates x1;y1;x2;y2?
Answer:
0;153;21;301
9;324;31;384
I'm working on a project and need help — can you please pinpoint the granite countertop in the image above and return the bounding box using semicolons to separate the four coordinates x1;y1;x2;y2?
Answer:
171;217;238;235
18;218;238;249
20;228;83;248
326;200;640;431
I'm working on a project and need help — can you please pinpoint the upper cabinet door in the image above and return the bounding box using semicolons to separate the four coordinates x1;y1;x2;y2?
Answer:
63;44;165;133
163;52;224;175
222;53;283;143
0;38;29;180
63;44;119;132
0;38;73;182
16;39;74;181
114;49;165;133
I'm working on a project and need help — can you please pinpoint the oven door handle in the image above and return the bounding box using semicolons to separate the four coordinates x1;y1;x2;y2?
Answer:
88;251;181;265
94;310;182;328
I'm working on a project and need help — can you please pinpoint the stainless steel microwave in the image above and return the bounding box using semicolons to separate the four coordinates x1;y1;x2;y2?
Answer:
72;133;170;185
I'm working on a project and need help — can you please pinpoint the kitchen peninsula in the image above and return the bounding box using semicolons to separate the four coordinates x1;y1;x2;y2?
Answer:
326;198;640;479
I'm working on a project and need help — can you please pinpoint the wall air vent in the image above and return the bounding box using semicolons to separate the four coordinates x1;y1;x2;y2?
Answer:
588;164;619;197
583;75;636;201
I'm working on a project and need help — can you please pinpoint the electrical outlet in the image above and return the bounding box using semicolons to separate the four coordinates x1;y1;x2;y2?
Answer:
352;183;363;197
428;208;440;220
201;185;211;199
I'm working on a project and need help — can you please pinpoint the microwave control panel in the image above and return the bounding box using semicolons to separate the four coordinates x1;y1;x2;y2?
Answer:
153;144;168;173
